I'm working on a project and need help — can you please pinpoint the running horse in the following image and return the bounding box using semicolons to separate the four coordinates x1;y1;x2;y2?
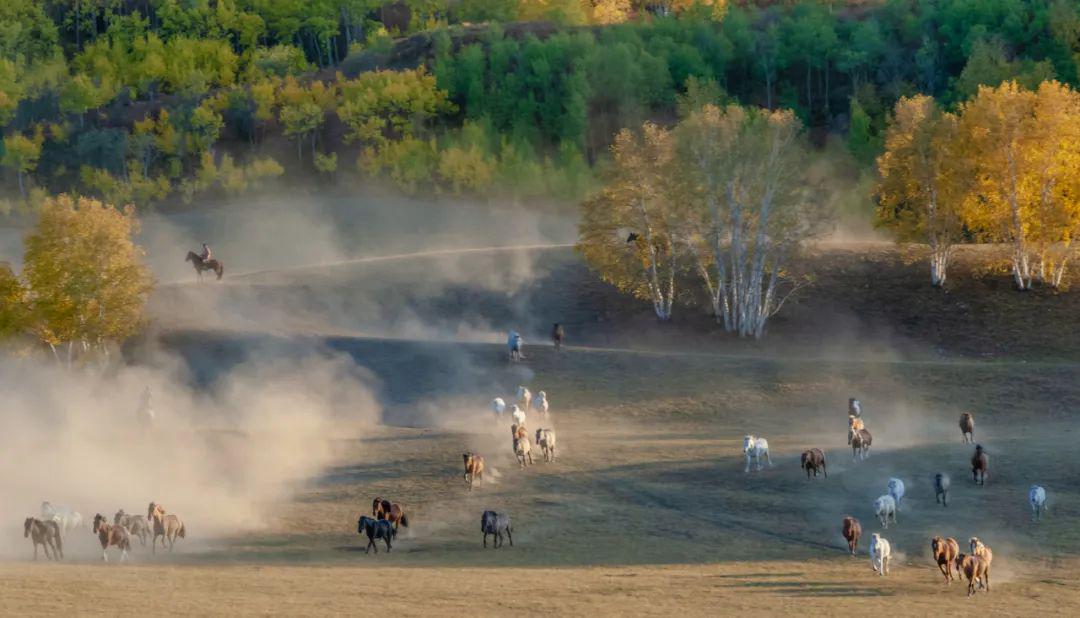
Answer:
371;497;410;532
185;250;224;281
147;502;186;553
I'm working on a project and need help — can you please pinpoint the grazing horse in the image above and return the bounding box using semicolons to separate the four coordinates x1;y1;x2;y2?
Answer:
931;536;960;584
463;453;485;489
959;412;975;443
847;415;865;445
848;398;862;417
743;435;772;472
115;509;150;546
514;435;533;467
934;473;951;507
841;516;861;556
93;514;131;563
971;445;989;485
532;391;549;419
357;516;394;554
801;448;827;479
185;250;224;281
481;510;513;548
887;478;905;511
516;387;532;415
552;323;564;351
851;428;872;461
147;502;186;554
508;332;524;362
23;517;62;561
1030;485;1047;522
41;502;82;538
869;533;891;576
873;495;897;529
535;428;557;462
372;498;409;531
956;553;990;596
491;397;506;419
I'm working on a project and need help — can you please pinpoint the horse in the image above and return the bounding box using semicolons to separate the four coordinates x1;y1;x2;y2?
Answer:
535;428;557;462
959;412;975;443
514;435;533;467
491;397;506;419
841;516;861;555
23;517;62;561
1030;485;1047;522
931;536;960;584
115;509;150;546
147;502;186;554
481;510;513;548
969;537;993;567
869;533;891;576
801;448;827;479
517;387;532;415
956;553;990;596
934;473;951;507
463;453;485;489
372;498;409;531
971;444;989;485
93;514;131;562
743;435;772;472
887;478;905;511
41;501;82;538
851;428;872;461
508;332;524;362
552;323;564;351
357;515;394;554
511;405;527;427
185;250;224;281
848;398;862;417
847;415;865;445
873;495;897;529
532;391;549;419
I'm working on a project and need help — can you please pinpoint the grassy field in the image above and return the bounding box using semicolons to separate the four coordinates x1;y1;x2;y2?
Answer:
5;245;1080;615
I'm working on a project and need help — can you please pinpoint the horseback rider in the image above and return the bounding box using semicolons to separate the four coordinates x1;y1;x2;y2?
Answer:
199;243;212;262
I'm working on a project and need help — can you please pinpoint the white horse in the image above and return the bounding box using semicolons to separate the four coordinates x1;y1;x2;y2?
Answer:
887;478;905;511
870;533;891;575
511;404;527;427
517;386;532;413
532;391;549;419
491;397;506;419
41;502;82;537
508;331;524;362
742;436;772;472
873;495;897;528
1029;485;1047;522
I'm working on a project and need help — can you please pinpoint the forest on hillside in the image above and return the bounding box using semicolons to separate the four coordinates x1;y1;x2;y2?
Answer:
2;0;1079;213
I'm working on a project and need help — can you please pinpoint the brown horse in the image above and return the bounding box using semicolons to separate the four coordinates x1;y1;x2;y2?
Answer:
147;502;186;553
841;516;861;556
931;536;960;584
956;553;990;596
971;445;989;485
801;448;827;479
185;251;224;281
463;452;485;490
23;517;62;561
115;509;150;546
959;412;975;443
851;428;872;461
372;497;409;531
93;514;131;562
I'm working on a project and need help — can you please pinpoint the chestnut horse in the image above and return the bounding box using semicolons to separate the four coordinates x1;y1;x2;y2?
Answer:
851;428;872;461
23;517;62;561
185;251;224;281
463;452;485;489
956;553;990;596
931;536;960;584
841;516;861;556
971;445;989;485
148;502;186;553
93;514;131;562
801;448;827;479
372;497;410;531
959;412;975;443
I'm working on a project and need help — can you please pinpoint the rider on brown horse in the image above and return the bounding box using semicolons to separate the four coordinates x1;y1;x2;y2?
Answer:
200;243;212;262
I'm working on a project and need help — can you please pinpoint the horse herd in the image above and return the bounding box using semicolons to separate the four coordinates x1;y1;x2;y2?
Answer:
751;398;1048;597
354;496;513;552
22;501;186;563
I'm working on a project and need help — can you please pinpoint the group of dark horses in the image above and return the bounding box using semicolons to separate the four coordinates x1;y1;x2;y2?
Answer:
356;497;409;553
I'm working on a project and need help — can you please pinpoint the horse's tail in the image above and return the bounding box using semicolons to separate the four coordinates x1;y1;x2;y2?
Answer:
215;262;224;280
400;513;409;528
178;522;187;538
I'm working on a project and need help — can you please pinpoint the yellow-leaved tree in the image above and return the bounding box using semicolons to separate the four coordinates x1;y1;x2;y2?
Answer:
577;123;681;321
22;195;153;367
875;95;967;287
0;262;28;342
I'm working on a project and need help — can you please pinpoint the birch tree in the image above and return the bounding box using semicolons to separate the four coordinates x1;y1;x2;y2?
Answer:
675;104;823;338
875;95;967;287
22;195;153;368
577;123;681;321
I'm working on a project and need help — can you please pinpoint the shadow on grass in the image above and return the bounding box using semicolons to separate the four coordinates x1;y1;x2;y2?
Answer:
723;579;892;597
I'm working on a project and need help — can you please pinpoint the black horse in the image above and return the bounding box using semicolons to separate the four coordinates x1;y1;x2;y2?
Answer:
481;510;513;548
357;515;395;553
185;251;224;281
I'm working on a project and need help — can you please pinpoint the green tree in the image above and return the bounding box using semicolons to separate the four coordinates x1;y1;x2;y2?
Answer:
2;128;44;198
